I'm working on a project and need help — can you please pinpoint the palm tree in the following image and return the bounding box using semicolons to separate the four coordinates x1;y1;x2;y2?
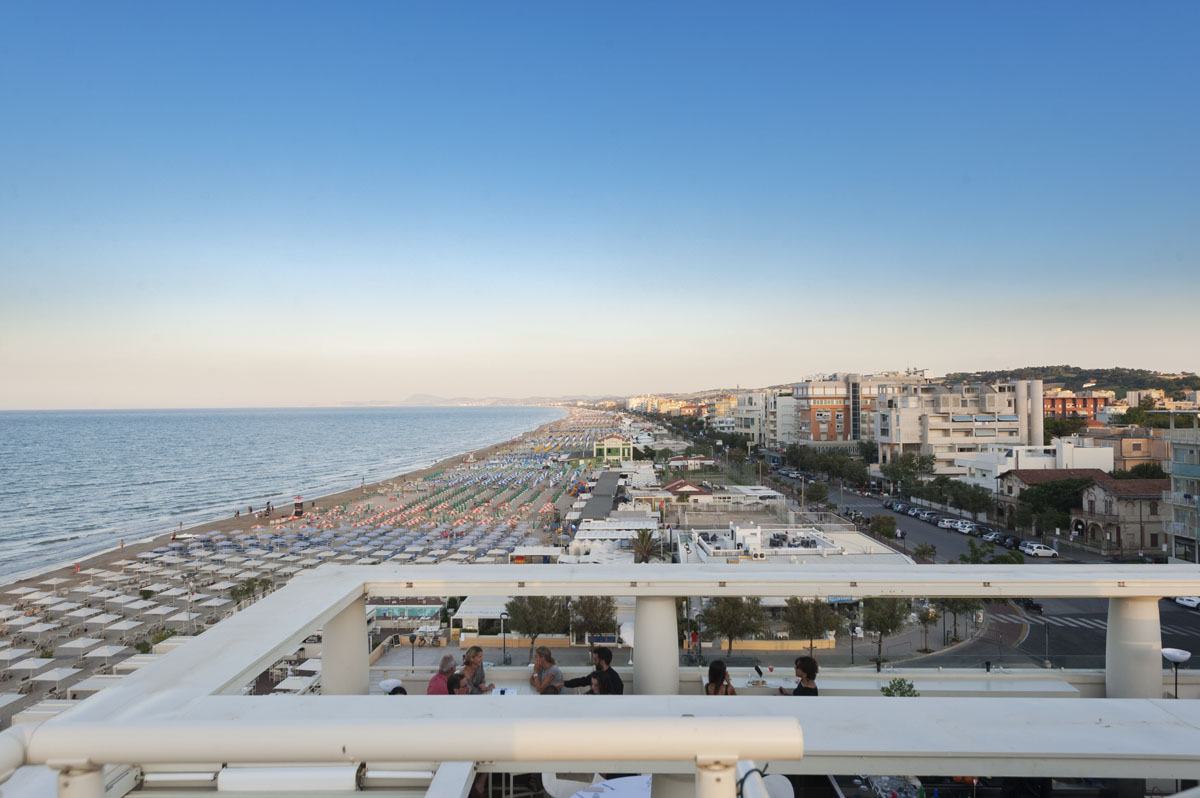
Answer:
632;530;656;563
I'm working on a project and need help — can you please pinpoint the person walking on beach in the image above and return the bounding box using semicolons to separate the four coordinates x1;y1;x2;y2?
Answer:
779;656;819;696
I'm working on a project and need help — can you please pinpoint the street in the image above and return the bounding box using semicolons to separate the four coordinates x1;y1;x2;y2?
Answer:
802;483;1200;666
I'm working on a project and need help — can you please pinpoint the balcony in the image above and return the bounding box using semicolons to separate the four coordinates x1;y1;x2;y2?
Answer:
1167;521;1196;537
9;563;1200;795
1170;461;1200;479
1165;428;1200;445
1164;491;1200;509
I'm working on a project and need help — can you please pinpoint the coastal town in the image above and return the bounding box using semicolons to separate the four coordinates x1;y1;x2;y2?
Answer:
2;369;1198;754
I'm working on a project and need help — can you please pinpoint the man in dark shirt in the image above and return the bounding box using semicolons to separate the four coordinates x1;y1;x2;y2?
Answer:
565;646;624;694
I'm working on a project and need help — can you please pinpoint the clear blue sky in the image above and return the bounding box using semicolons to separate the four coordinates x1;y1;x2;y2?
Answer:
1;2;1197;408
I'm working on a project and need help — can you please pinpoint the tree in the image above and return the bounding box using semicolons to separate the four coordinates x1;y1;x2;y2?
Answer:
571;596;617;643
934;598;982;641
862;597;909;669
1016;478;1092;534
782;598;845;656
1043;416;1088;445
857;440;879;465
913;543;937;563
1111;463;1168;480
917;605;939;652
880;452;935;496
698;597;767;656
869;515;897;539
632;530;657;563
805;482;828;505
504;596;570;663
880;677;920;697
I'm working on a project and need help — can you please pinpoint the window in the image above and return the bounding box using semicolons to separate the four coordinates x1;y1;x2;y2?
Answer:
1006;485;1013;495
1150;501;1158;516
1132;443;1143;452
1088;500;1095;514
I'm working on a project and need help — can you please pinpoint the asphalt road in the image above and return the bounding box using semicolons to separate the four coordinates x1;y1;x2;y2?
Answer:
778;480;1200;665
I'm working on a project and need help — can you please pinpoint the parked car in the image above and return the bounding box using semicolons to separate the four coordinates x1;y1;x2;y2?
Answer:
1174;596;1200;609
953;520;977;535
936;517;958;529
980;530;1002;543
906;507;923;517
1015;598;1044;614
1020;542;1059;558
1000;534;1020;549
915;510;936;522
892;502;909;513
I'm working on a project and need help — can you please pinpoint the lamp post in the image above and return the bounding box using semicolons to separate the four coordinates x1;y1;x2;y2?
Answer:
1163;648;1191;698
408;633;417;672
500;611;510;665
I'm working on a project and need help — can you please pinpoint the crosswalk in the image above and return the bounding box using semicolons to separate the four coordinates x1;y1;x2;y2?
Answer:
990;612;1198;636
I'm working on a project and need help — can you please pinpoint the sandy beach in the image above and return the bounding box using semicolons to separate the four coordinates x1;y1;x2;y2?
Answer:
0;409;572;592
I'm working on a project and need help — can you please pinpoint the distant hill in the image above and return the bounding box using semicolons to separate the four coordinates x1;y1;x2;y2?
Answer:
942;366;1200;397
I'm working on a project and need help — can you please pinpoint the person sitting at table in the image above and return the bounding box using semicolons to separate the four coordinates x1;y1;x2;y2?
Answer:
564;646;624;694
529;646;564;695
461;645;494;694
446;671;470;695
779;655;819;696
427;655;456;695
705;660;736;695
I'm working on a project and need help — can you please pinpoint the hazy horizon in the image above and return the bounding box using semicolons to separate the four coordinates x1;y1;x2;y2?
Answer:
3;3;1197;410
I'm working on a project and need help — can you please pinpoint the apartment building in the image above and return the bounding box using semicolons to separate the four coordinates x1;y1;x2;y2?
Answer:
1080;426;1170;471
954;436;1114;491
786;371;930;446
1164;414;1200;562
734;391;768;445
875;379;1045;476
1043;389;1111;420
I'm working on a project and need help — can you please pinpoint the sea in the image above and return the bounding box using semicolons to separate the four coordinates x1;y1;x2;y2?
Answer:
0;406;564;583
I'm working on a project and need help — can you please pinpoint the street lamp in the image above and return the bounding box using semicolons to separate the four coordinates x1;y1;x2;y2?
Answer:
1163;648;1191;698
500;611;511;665
408;632;417;671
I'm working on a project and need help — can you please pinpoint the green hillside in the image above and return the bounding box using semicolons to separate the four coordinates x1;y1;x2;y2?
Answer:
942;366;1200;397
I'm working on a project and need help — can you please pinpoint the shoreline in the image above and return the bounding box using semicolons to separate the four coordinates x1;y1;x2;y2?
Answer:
0;409;567;590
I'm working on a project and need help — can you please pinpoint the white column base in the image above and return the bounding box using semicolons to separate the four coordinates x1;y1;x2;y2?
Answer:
322;596;369;695
1105;596;1163;698
634;596;679;695
57;766;103;798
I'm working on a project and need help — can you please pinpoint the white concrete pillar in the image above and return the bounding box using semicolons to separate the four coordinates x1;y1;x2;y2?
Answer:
1014;381;1029;445
1105;596;1163;698
322;596;369;695
634;596;679;695
1029;380;1045;447
695;756;738;798
57;766;103;798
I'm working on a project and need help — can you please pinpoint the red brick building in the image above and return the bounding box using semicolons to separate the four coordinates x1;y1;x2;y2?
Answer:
1044;395;1110;420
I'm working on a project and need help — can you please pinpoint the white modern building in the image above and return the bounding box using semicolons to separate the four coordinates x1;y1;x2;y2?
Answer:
876;379;1045;475
954;436;1115;490
734;391;768;445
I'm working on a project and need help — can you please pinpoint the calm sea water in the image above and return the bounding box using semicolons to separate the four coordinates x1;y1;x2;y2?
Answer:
0;406;563;582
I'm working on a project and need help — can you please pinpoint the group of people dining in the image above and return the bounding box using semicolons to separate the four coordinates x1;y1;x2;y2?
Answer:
393;646;815;697
421;645;625;696
705;655;819;696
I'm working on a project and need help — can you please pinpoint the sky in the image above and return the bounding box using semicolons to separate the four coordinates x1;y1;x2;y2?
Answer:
1;2;1197;409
